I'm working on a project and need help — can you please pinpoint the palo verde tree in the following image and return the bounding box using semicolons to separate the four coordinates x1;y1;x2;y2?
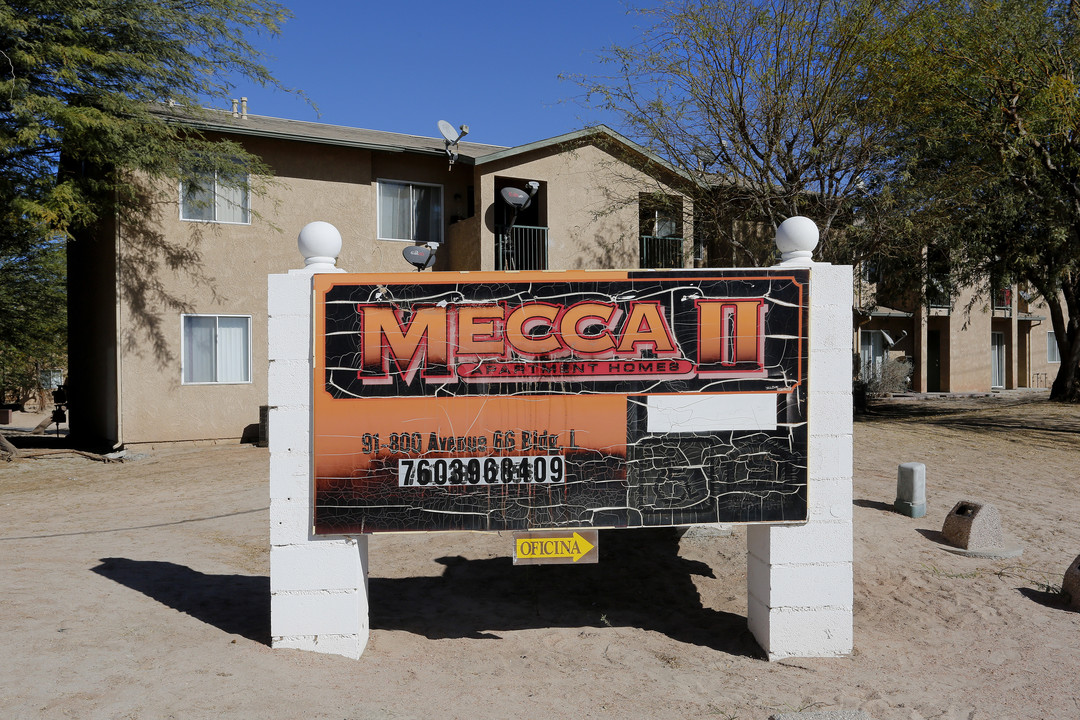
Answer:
0;0;295;369
875;0;1080;401
571;0;920;266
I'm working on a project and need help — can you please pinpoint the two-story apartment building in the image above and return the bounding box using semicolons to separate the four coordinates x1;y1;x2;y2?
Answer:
67;110;694;447
854;268;1063;394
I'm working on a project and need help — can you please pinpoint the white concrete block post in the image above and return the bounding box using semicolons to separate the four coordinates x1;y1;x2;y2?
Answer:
746;216;855;659
269;222;370;659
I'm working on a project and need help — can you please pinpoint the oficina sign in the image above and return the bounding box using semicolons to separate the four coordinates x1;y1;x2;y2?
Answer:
312;269;809;534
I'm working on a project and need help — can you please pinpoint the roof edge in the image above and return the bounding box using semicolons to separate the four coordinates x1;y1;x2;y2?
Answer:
151;107;505;161
474;125;698;184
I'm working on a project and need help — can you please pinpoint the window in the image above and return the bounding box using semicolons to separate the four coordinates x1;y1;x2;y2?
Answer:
1048;331;1061;363
181;171;250;224
182;315;251;384
860;330;886;380
377;180;442;243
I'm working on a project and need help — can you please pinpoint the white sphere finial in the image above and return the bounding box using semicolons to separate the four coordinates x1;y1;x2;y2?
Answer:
774;216;819;266
297;221;342;272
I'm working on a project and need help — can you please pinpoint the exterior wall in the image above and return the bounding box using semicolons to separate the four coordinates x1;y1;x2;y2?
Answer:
946;286;995;392
1023;293;1063;389
113;136;481;444
478;144;692;271
96;130;690;445
68;220;121;448
856;281;1067;394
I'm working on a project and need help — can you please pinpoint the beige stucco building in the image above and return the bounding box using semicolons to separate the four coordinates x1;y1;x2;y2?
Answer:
68;112;694;447
854;273;1063;394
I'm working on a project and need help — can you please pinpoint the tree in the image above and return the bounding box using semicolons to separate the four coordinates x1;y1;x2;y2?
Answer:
0;0;295;367
875;0;1080;400
0;239;65;409
571;0;918;266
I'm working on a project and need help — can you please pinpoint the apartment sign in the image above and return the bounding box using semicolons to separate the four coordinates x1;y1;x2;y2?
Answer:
312;270;809;534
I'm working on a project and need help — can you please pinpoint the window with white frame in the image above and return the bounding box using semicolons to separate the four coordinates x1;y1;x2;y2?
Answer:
377;180;442;243
181;170;250;224
1048;331;1061;363
182;315;251;384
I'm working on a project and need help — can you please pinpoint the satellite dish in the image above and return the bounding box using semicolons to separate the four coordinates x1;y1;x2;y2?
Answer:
402;244;437;271
438;120;470;168
438;120;459;143
880;329;908;348
501;186;532;211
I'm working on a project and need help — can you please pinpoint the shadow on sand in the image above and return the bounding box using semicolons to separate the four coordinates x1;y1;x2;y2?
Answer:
93;529;760;657
92;558;270;644
370;528;759;656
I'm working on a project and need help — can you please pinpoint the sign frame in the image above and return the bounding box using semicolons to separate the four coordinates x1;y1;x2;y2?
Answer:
312;269;809;535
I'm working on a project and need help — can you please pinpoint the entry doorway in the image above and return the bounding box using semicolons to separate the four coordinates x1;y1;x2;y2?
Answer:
927;330;941;392
991;332;1006;389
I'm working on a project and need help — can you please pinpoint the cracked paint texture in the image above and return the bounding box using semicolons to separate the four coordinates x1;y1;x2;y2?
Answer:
313;269;808;534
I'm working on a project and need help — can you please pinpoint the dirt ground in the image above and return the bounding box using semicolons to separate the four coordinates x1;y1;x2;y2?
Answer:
2;392;1079;720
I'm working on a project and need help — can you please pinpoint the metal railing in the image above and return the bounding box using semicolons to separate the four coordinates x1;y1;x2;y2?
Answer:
927;276;952;312
993;288;1012;315
496;225;548;271
639;235;684;269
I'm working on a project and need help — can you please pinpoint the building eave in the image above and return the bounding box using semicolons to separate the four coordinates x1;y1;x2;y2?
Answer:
473;125;698;185
153;107;506;163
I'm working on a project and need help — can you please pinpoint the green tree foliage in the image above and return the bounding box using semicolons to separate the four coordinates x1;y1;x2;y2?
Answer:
572;0;915;266
1;0;292;243
0;0;295;371
875;0;1080;400
0;239;65;408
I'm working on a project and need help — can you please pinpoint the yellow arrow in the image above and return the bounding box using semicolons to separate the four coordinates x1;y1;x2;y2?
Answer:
515;531;596;562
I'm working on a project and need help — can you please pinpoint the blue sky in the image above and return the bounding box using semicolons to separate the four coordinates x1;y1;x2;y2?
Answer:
229;1;649;148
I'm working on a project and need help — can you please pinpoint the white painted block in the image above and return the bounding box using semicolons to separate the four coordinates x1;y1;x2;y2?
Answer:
750;603;854;659
268;359;311;408
645;393;777;433
808;391;853;435
271;590;363;636
747;521;853;565
808;348;852;390
268;407;309;455
807;475;853;522
807;435;853;480
270;497;312;545
272;633;366;660
810;311;854;352
268;274;314;318
269;450;310;500
268;314;312;362
747;554;852;609
271;541;365;592
746;592;770;647
809;265;854;306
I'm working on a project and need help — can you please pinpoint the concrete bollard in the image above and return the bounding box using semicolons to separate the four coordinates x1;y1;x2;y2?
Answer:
1064;554;1080;610
895;462;926;518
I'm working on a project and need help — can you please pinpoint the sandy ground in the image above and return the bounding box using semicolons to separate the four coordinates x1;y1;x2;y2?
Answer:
1;393;1079;720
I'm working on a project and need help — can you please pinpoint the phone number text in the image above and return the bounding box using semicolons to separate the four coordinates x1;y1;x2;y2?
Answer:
398;455;566;487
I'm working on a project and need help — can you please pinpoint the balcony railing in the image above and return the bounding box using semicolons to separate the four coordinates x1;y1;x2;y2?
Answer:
496;225;548;271
993;288;1012;315
640;235;684;269
927;276;952;312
